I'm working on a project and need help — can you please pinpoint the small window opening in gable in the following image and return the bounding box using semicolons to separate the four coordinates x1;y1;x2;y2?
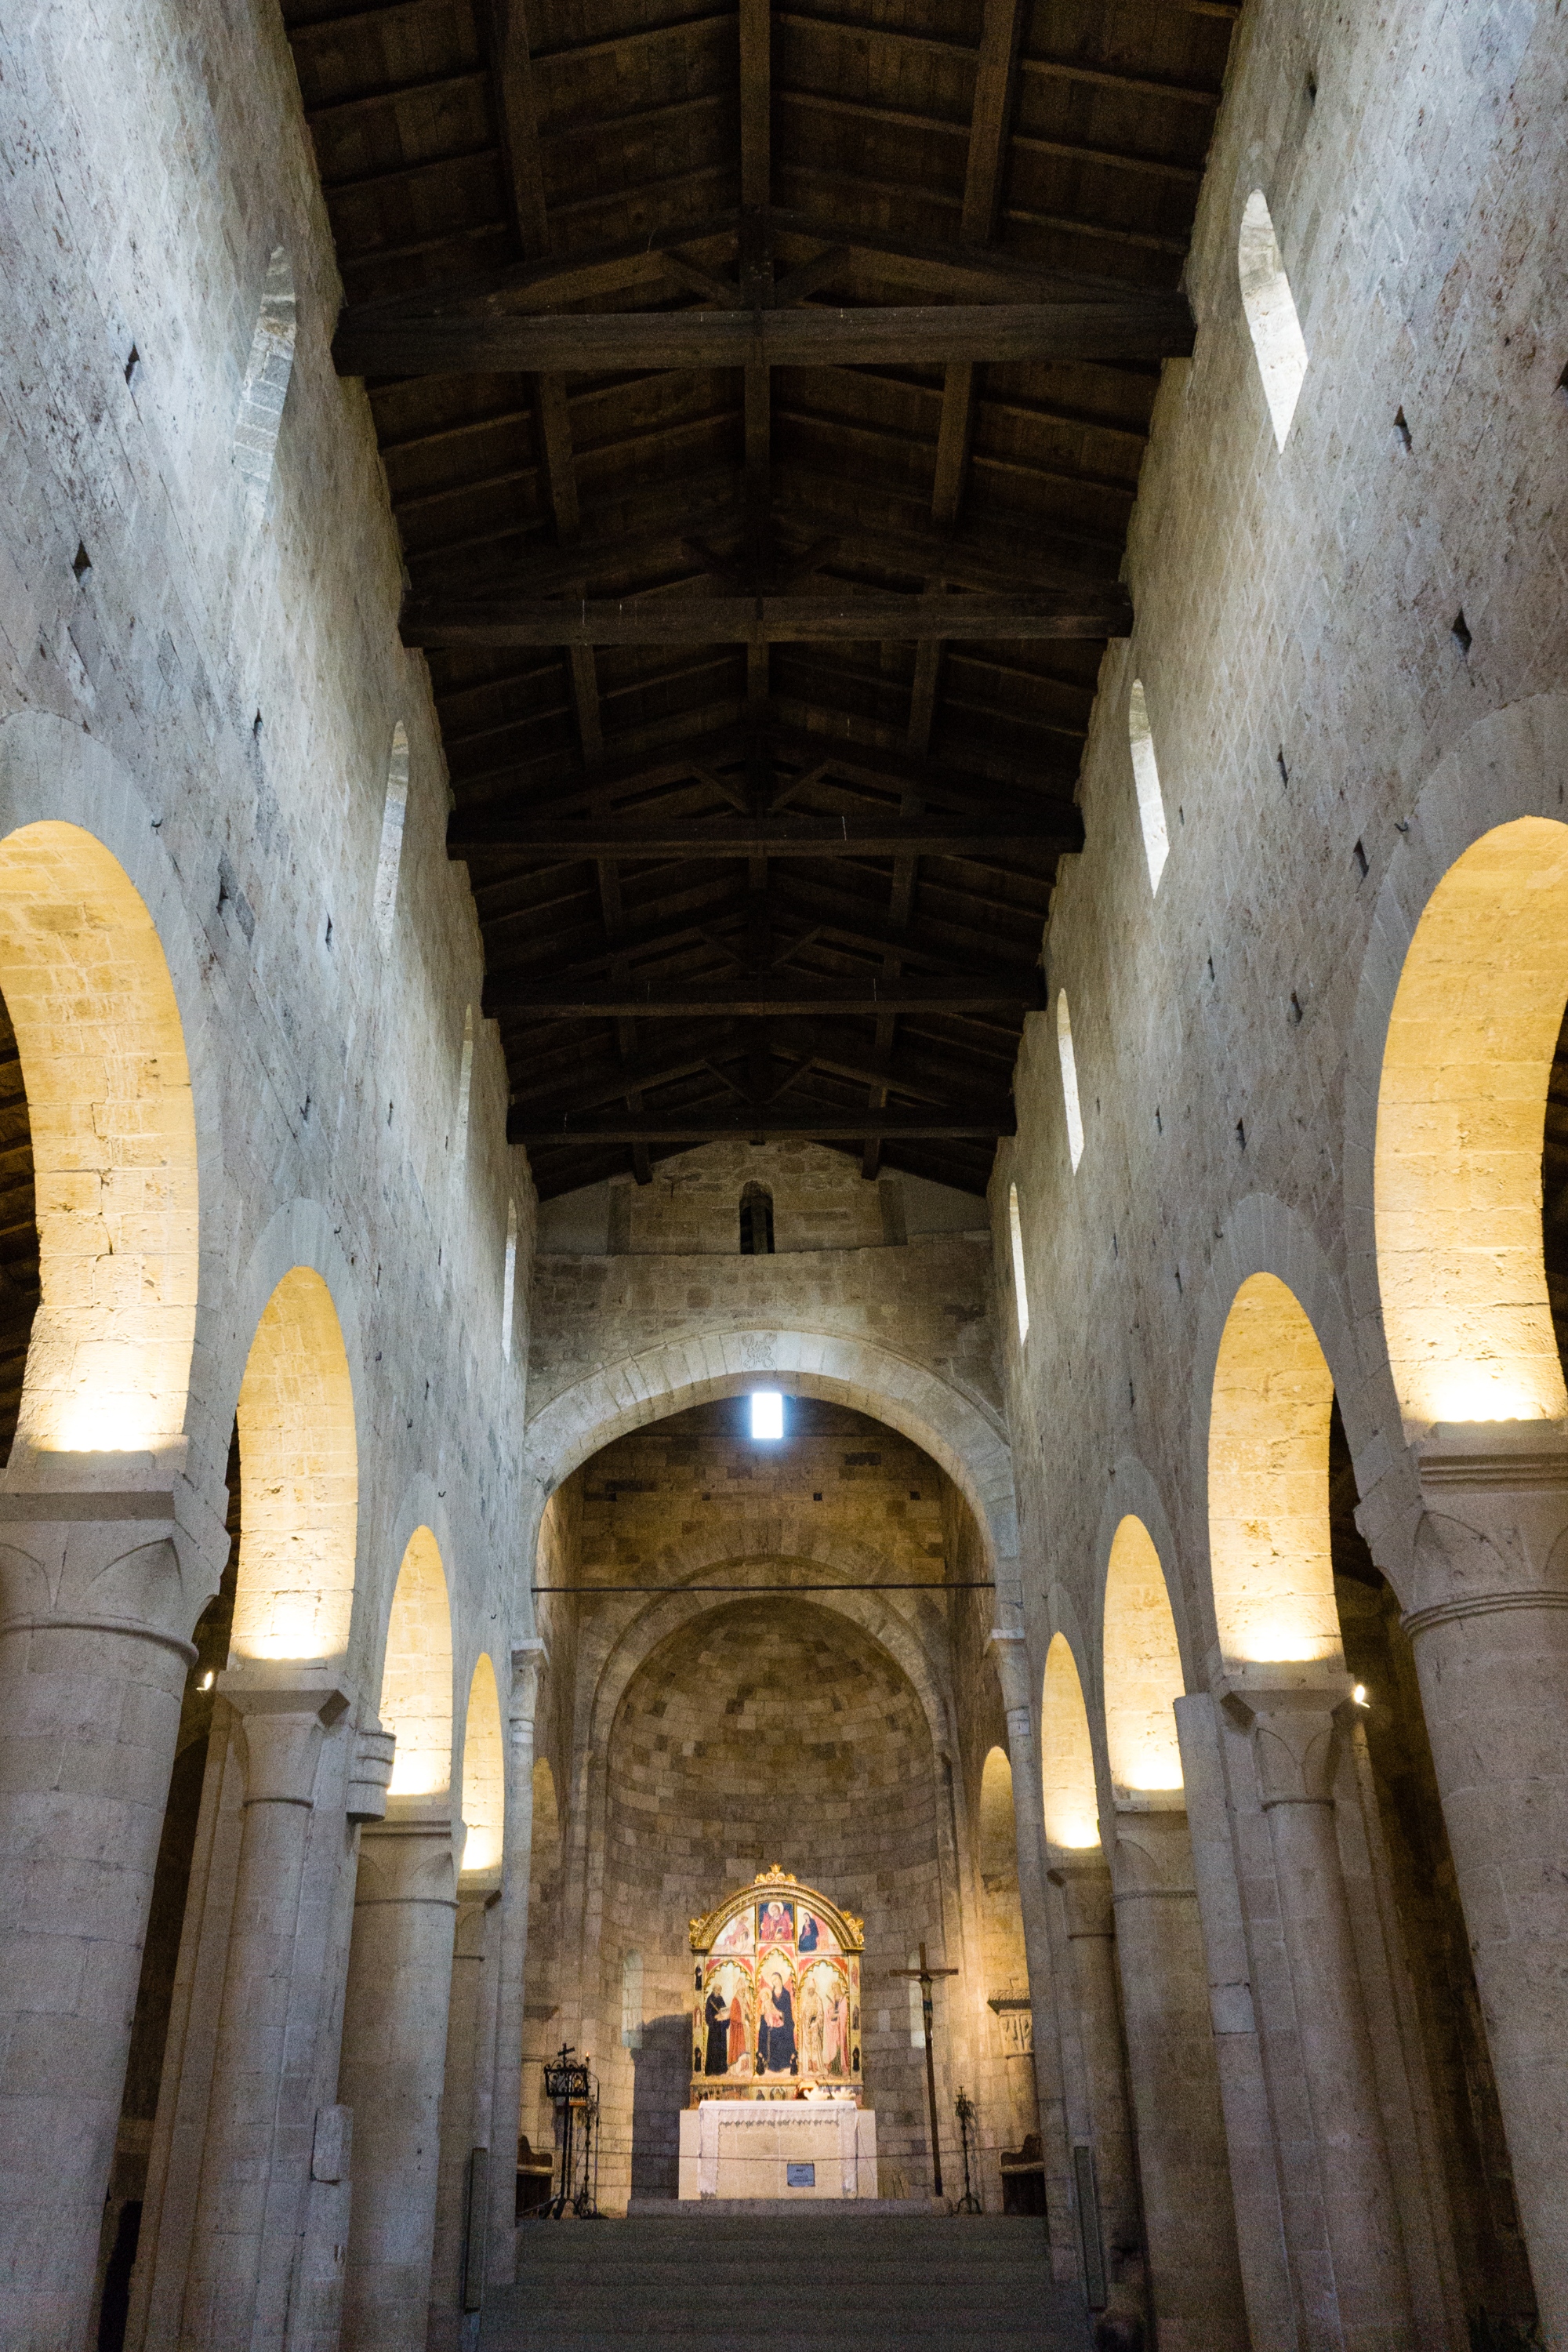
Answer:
232;245;297;519
1127;680;1170;891
452;1004;474;1174
1008;1181;1030;1344
1056;990;1085;1173
1238;191;1308;451
373;724;409;948
739;1181;775;1254
502;1198;518;1362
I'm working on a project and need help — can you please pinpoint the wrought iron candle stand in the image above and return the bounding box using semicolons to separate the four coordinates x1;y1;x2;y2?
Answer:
543;2046;601;2219
953;2086;982;2214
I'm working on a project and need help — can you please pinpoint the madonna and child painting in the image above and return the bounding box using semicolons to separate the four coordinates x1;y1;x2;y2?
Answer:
689;1869;864;2103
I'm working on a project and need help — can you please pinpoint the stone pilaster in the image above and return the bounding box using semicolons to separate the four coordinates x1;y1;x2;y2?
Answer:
338;1797;459;2352
1110;1797;1247;2351
485;1637;546;2282
1047;1854;1144;2315
1218;1666;1414;2352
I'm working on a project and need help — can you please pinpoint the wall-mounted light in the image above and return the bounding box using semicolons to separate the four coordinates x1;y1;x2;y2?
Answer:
750;1391;784;1442
199;1669;215;1691
1352;1683;1370;1708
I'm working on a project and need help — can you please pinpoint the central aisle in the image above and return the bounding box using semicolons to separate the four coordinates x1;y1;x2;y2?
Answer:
483;2212;1087;2351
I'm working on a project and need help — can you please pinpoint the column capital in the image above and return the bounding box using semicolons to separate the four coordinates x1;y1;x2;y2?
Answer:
1213;1664;1356;1806
1047;1852;1114;1937
986;1624;1033;1722
1399;1421;1568;1628
1109;1800;1193;1900
510;1635;548;1726
347;1719;396;1822
217;1667;352;1805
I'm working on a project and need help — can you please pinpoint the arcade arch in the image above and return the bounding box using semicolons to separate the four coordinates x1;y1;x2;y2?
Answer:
460;1653;505;1875
1101;1517;1185;1796
1040;1633;1101;1852
1374;813;1568;1431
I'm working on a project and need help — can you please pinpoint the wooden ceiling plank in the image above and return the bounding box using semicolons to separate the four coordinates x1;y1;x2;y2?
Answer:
510;1106;1016;1141
452;814;1073;856
487;971;1038;1014
333;292;1195;375
408;588;1131;645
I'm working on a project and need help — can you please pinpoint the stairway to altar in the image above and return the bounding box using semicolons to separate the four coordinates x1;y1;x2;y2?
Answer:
484;2213;1088;2350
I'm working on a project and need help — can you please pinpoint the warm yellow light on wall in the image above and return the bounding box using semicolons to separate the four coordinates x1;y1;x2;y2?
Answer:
1102;1515;1185;1792
460;1651;506;1873
230;1267;358;1664
0;822;199;1459
1375;815;1568;1436
382;1526;453;1798
1208;1273;1341;1668
1040;1632;1102;1850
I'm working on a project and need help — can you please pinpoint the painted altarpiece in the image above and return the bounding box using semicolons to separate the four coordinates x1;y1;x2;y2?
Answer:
690;1867;865;2104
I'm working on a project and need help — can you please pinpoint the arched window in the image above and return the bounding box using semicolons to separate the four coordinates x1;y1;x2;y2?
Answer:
1008;1181;1029;1342
621;1950;644;2050
739;1181;775;1254
452;1004;474;1174
373;724;408;948
1055;991;1085;1172
1128;680;1170;891
502;1197;518;1361
233;245;296;518
1238;191;1308;450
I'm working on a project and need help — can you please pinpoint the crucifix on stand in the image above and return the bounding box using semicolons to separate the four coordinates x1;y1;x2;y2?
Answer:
890;1943;960;2200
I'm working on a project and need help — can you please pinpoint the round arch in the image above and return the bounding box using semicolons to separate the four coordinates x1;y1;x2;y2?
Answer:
459;1653;505;1874
1102;1516;1185;1798
230;1265;358;1665
380;1527;454;1798
522;1328;1018;1610
1040;1632;1100;1853
581;1530;956;1766
1207;1272;1338;1669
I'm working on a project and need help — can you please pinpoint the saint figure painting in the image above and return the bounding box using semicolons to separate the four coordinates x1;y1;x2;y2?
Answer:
758;1899;795;1946
757;1963;797;2075
703;1983;729;2075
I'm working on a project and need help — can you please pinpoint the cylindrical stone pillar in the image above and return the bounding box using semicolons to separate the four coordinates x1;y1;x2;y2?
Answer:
1111;1800;1248;2352
486;1638;545;2284
428;1878;500;2350
0;1495;197;2352
989;1627;1079;2283
338;1796;459;2352
178;1674;350;2352
1048;1855;1144;2314
1392;1427;1568;2344
1221;1670;1414;2352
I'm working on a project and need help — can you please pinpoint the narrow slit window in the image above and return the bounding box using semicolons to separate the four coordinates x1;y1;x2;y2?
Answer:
232;245;297;517
502;1200;518;1361
1008;1182;1030;1343
373;724;409;948
1127;681;1170;891
622;1950;644;2050
739;1181;775;1254
452;1005;474;1174
1056;991;1085;1172
1238;191;1308;450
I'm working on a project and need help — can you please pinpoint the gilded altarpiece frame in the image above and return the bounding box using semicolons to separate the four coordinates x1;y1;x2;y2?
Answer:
690;1867;865;2106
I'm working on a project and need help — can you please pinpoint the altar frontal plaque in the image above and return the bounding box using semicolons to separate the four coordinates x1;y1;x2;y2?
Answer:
689;1867;864;2105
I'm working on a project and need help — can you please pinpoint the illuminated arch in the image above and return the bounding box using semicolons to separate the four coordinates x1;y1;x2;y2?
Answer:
0;821;198;1458
978;1744;1016;1882
380;1527;453;1798
1374;815;1568;1432
1102;1515;1184;1795
460;1653;505;1873
1040;1632;1101;1851
230;1267;358;1662
1208;1272;1338;1665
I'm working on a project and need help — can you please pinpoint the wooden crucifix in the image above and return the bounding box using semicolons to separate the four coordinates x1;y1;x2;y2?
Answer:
890;1943;960;2198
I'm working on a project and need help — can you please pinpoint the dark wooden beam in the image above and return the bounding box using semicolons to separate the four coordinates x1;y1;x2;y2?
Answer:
335;294;1193;376
453;814;1072;858
486;972;1038;1016
408;589;1129;648
514;1105;1015;1142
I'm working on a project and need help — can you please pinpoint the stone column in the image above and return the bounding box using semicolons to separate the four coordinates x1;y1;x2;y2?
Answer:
0;1483;212;2352
178;1669;352;2352
1110;1798;1248;2352
1389;1425;1568;2344
486;1637;546;2284
427;1877;501;2351
1047;1856;1144;2312
987;1627;1077;2282
1218;1665;1414;2352
338;1796;459;2352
